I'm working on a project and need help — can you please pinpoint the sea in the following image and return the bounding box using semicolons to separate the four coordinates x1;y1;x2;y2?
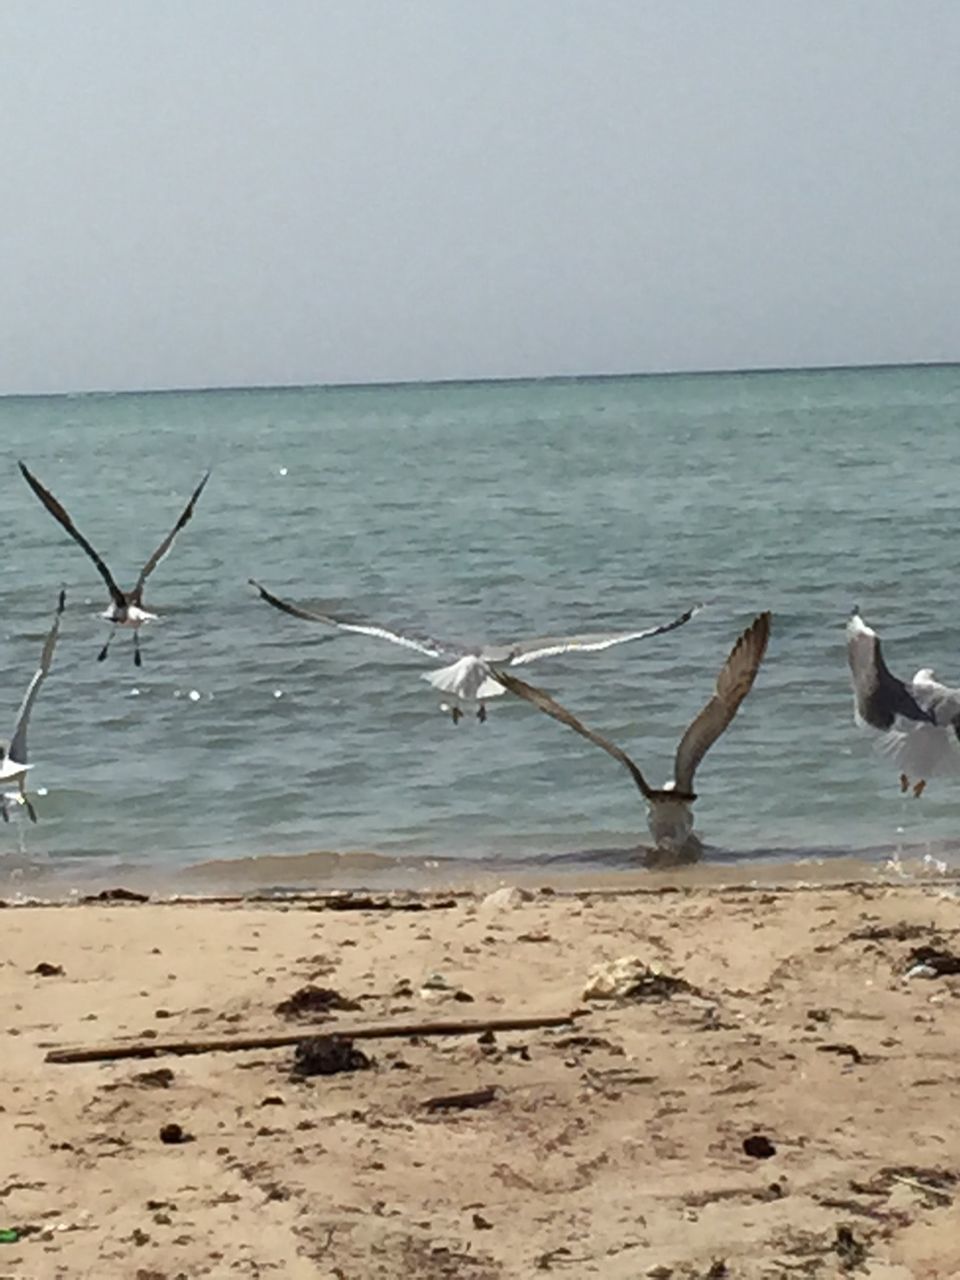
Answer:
2;365;959;891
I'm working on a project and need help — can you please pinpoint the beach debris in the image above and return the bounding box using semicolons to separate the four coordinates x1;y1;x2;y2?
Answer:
45;1011;578;1064
424;1085;499;1112
905;944;960;977
132;1067;175;1088
742;1134;777;1159
817;1043;865;1065
158;1122;193;1145
81;887;149;903
31;961;64;977
307;894;457;913
517;931;552;943
834;1224;867;1271
582;956;698;1002
472;1211;494;1230
480;886;534;911
0;1228;19;1244
275;985;361;1020
291;1034;372;1078
906;963;939;980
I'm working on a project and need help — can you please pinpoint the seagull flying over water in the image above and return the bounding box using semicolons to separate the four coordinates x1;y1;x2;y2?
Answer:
249;579;704;722
846;609;958;796
19;462;209;667
491;611;771;864
0;591;65;823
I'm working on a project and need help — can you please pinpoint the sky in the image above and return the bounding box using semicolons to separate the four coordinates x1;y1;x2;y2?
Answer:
2;0;959;394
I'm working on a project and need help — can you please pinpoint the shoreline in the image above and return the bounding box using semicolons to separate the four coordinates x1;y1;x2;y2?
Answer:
4;874;960;1276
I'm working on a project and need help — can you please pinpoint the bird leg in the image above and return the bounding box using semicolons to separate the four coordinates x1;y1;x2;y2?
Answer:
913;779;927;799
476;703;487;724
133;632;143;667
0;798;8;823
899;773;910;794
450;705;462;725
98;632;115;662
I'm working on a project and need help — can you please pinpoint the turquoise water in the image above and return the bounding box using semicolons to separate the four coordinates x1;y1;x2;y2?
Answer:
2;366;960;884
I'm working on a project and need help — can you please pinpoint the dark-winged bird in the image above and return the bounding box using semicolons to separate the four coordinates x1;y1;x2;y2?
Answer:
492;612;771;863
20;462;209;666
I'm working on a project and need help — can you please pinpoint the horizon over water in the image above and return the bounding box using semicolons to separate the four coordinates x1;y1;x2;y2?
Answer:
2;363;960;890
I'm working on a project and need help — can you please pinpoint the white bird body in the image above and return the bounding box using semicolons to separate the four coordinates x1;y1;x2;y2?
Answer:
100;603;158;628
423;655;502;706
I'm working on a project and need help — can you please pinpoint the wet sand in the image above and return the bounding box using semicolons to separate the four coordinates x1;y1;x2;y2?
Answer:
3;872;960;1278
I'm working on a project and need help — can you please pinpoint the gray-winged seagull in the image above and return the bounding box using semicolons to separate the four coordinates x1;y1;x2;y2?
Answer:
249;579;704;723
20;462;209;667
491;611;771;863
0;591;65;823
846;609;958;796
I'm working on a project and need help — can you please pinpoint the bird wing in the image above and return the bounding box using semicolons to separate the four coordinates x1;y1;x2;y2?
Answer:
910;671;960;733
673;611;771;795
8;591;65;766
490;667;653;799
134;471;210;595
503;602;704;665
249;579;454;659
846;614;935;730
19;462;125;607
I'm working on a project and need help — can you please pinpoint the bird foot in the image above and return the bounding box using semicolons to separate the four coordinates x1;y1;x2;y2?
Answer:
913;779;927;799
97;645;110;662
899;773;910;794
449;705;462;725
476;704;487;723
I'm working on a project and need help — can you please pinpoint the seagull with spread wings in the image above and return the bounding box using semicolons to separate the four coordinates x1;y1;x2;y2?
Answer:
1;591;65;823
491;612;771;863
19;462;209;667
846;609;958;797
250;578;704;722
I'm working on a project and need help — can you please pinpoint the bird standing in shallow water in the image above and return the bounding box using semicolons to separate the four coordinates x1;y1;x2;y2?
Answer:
846;609;959;797
0;591;65;823
491;612;771;865
19;462;209;667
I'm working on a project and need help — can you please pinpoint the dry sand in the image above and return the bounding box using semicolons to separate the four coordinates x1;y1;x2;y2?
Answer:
3;873;960;1278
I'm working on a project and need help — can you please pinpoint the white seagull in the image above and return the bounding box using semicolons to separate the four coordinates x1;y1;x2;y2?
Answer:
20;462;209;667
490;611;771;864
846;609;958;796
1;591;65;823
249;579;704;722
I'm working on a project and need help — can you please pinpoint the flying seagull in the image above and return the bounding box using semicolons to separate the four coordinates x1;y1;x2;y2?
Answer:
249;578;704;722
846;609;957;797
19;462;209;666
0;591;65;823
490;612;771;863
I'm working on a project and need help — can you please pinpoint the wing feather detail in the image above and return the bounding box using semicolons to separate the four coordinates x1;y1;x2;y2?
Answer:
490;667;653;799
249;580;453;659
672;611;770;795
505;602;704;665
8;590;65;766
19;463;125;607
134;471;210;595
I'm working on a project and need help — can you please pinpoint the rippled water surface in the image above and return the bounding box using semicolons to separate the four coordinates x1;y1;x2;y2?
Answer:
2;367;959;883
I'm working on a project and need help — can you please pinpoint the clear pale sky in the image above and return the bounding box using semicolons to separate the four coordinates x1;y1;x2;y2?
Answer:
2;1;958;395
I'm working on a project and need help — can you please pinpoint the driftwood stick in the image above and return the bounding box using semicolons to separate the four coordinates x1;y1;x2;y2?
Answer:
45;1012;578;1065
423;1085;499;1112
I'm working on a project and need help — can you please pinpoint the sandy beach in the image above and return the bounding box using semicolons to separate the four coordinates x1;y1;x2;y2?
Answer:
4;871;960;1279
